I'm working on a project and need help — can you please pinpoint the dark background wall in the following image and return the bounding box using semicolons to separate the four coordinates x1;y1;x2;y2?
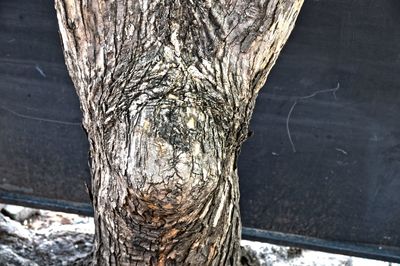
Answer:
239;0;400;249
1;0;400;259
0;0;90;210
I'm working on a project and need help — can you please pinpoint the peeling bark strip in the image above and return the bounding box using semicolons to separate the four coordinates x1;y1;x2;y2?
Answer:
54;0;303;265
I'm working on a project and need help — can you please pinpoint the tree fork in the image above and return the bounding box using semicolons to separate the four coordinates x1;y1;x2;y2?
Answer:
54;0;303;265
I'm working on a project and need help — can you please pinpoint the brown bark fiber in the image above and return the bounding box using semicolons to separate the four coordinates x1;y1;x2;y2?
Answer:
54;0;303;265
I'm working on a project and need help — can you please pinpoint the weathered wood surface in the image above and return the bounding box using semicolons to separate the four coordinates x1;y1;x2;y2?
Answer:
0;0;400;259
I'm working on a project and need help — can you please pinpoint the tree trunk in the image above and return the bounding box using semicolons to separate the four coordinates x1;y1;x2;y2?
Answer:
54;0;303;265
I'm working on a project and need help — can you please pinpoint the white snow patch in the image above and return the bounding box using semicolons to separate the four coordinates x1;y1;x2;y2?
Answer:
241;240;399;266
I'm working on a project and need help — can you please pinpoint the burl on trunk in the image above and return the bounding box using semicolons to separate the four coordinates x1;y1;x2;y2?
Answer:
54;0;303;265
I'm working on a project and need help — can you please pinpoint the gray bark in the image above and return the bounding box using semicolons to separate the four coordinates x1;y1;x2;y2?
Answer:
54;0;303;265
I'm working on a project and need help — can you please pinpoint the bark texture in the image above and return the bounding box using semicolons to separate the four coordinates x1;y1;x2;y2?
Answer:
54;0;303;265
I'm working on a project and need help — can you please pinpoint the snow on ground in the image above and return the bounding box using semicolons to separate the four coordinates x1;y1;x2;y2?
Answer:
35;210;400;266
241;240;398;266
1;205;399;265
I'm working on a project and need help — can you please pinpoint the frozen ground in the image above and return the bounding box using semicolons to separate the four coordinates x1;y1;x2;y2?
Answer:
0;205;399;265
241;240;398;266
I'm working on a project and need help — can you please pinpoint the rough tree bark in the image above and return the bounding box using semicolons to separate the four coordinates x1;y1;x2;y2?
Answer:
54;0;303;265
